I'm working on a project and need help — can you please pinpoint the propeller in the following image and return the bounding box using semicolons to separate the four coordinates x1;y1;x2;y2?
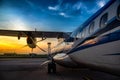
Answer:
51;32;71;50
40;60;51;66
37;38;46;43
29;36;46;52
31;48;33;52
51;41;64;50
21;45;28;48
36;45;46;52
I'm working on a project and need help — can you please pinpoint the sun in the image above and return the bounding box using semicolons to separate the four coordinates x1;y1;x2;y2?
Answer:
10;17;28;30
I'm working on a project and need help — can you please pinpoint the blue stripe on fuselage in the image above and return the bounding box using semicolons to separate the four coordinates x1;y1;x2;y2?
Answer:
67;30;120;54
103;53;120;56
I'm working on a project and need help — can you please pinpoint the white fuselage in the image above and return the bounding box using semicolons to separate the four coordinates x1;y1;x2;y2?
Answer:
53;0;120;75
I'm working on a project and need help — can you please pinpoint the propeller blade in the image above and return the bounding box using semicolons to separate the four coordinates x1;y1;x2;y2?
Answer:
40;60;51;66
21;45;28;48
37;38;46;43
13;45;28;53
29;36;36;44
36;45;46;52
31;48;33;52
51;41;64;49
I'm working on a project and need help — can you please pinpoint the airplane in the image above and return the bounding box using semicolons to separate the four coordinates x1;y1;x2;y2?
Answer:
0;0;120;76
50;0;120;76
0;29;71;52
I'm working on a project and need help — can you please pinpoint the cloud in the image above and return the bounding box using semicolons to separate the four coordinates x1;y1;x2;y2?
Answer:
59;12;69;17
72;2;81;10
97;0;106;8
48;6;58;11
80;3;98;14
47;0;82;18
26;0;34;7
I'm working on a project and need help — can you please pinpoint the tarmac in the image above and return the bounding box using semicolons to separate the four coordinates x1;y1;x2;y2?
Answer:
0;58;120;80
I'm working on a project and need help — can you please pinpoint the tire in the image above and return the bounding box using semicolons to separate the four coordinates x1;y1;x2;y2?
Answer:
47;62;56;74
48;62;52;73
52;63;56;73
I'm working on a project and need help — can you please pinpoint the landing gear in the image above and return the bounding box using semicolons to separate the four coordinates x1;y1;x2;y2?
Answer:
48;60;56;73
47;42;56;73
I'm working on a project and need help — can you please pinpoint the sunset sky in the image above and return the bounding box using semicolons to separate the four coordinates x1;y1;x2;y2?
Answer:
0;36;58;54
0;0;109;54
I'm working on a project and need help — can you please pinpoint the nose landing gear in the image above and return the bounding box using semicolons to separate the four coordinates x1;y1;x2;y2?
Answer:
48;59;56;73
47;42;56;74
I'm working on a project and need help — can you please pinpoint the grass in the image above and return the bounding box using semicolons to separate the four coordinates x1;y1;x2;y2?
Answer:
0;54;48;58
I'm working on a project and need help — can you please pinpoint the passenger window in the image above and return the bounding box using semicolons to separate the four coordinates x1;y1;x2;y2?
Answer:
117;5;120;19
89;22;94;34
78;33;82;38
100;13;108;28
83;28;86;37
81;31;84;38
82;28;87;38
77;32;81;38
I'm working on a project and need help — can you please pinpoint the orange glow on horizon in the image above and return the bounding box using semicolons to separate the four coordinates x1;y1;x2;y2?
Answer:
82;39;97;46
0;36;58;54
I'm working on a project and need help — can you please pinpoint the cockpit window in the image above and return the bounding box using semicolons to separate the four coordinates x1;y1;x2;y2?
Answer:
117;5;120;19
89;22;94;34
100;13;108;28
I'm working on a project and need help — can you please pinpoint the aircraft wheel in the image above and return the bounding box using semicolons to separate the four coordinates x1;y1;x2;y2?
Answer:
47;61;56;74
52;62;56;73
48;62;52;73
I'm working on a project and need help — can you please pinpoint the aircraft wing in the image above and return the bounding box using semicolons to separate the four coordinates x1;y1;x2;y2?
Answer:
0;29;71;38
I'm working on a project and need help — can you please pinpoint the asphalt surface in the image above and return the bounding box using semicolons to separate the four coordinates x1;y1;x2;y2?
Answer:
0;58;120;80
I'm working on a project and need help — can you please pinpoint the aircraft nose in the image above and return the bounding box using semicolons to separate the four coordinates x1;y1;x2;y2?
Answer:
53;53;78;67
53;53;67;60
